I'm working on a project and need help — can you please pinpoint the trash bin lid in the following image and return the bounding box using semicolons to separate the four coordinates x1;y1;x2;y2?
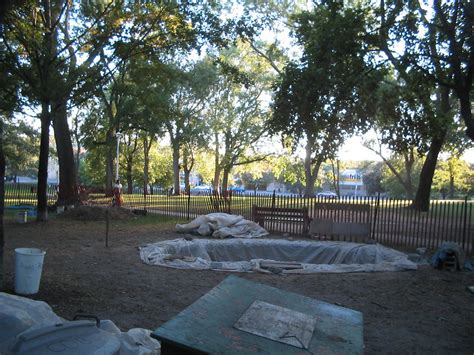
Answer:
8;320;121;355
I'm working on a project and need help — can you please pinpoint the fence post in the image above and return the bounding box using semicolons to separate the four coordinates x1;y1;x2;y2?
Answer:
371;193;381;240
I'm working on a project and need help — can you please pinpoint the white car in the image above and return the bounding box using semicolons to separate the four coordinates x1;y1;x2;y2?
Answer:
316;191;338;198
190;185;213;195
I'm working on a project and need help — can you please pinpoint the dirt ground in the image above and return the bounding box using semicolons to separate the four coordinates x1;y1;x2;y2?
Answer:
2;208;474;354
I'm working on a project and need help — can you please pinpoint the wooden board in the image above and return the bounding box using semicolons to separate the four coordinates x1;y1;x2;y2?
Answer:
234;300;317;349
152;275;364;355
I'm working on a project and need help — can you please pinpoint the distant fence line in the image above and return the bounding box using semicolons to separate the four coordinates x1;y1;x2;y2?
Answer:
4;183;473;255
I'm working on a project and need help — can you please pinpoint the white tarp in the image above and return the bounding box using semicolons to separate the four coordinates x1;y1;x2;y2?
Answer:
175;213;269;239
0;292;160;355
139;238;417;273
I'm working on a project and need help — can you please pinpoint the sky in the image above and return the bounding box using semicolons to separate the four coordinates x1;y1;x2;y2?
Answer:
339;134;474;164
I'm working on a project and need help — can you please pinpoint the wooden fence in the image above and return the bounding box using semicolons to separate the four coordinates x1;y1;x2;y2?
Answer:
4;184;473;255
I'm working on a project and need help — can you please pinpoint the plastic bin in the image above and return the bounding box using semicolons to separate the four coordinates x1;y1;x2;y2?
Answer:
14;248;46;295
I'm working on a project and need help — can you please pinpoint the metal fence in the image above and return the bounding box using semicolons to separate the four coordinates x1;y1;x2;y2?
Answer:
85;188;473;255
4;183;58;207
4;184;473;255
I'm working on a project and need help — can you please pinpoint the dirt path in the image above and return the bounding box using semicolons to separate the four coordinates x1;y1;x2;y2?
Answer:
2;213;474;354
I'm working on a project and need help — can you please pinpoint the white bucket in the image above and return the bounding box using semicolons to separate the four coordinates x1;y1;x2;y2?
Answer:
15;248;46;295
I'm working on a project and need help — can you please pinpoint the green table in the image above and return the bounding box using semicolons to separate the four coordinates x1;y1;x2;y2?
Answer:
152;275;363;354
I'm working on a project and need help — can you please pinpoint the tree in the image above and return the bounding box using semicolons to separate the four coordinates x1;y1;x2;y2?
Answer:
208;79;270;191
193;150;216;185
433;156;474;198
3;0;223;214
3;121;39;180
121;132;140;194
164;62;215;194
379;1;474;141
208;36;287;192
378;1;474;210
2;0;126;216
271;2;380;197
362;162;385;196
0;19;20;289
272;154;306;195
365;76;448;200
365;138;418;198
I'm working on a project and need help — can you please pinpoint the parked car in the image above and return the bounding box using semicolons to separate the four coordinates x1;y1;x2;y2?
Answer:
229;186;245;193
316;191;338;198
190;185;213;195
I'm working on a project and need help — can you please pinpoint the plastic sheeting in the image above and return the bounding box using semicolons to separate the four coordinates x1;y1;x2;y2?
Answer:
0;292;161;355
175;213;269;239
140;238;417;273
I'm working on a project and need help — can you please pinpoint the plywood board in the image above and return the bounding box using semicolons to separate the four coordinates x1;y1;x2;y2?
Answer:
152;275;364;354
234;301;316;349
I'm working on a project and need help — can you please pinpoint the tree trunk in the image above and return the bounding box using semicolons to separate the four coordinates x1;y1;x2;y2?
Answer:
183;147;195;193
455;80;474;141
105;134;114;196
182;151;190;193
403;152;415;199
412;87;450;211
126;159;133;194
172;141;180;195
73;114;81;185
330;159;340;195
143;136;149;196
213;132;221;190
37;104;50;221
411;133;446;211
52;99;78;206
222;168;230;192
0;119;5;290
74;136;80;185
184;169;190;193
448;175;455;198
304;138;317;197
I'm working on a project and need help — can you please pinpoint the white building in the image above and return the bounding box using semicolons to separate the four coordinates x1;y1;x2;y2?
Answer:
339;169;367;197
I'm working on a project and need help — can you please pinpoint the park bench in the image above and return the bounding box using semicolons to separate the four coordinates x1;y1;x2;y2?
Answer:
252;205;310;234
310;202;372;242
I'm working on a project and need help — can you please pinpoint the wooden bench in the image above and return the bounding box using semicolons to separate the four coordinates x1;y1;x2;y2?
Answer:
310;202;372;242
252;205;310;234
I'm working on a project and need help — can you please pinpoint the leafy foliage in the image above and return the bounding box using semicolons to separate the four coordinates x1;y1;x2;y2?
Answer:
271;2;381;195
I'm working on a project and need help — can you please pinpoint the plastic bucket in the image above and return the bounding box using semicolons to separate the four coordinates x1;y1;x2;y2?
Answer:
14;248;46;295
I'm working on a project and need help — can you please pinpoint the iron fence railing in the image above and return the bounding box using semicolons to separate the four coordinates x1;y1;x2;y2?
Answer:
4;184;473;255
4;183;58;207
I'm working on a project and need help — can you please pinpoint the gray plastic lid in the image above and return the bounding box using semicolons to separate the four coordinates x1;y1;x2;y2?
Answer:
9;320;121;355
